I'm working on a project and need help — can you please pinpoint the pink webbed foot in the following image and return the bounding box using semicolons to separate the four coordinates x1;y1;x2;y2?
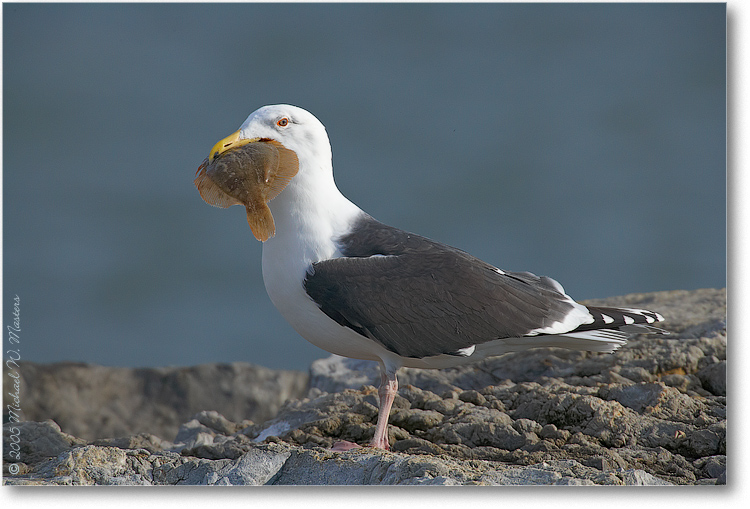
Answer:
330;439;390;451
331;440;362;452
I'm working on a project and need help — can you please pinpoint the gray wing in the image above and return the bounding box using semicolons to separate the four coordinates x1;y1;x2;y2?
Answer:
303;217;579;359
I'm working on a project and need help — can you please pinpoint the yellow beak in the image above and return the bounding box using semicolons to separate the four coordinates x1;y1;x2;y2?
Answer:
208;131;259;163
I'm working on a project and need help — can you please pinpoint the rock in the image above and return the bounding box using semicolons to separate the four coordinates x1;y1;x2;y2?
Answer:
37;446;133;485
154;445;292;485
694;455;726;481
173;418;220;450
92;433;172;453
622;469;674;486
717;470;727;485
309;356;381;393
3;420;86;466
1;438;625;486
390;409;444;433
459;390;487;406
696;360;726;396
4;362;308;441
2;289;727;485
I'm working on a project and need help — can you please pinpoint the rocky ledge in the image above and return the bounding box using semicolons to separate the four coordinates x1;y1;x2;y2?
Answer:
3;288;726;485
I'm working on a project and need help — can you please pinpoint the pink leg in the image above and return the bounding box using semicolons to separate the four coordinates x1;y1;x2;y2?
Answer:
368;369;398;450
331;365;398;452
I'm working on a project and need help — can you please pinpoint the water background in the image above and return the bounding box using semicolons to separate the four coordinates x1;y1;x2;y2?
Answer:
2;3;726;371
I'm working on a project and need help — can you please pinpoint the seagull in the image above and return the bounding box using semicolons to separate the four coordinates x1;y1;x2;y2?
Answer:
195;104;666;451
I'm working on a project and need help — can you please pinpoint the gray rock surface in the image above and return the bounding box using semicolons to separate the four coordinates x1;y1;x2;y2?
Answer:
3;288;726;485
2;432;677;486
3;361;308;440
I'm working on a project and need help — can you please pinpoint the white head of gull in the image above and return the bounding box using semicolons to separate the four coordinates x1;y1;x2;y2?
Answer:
195;104;666;450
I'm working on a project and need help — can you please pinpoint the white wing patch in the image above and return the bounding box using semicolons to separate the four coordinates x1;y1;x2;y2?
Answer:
454;345;476;357
621;307;665;322
526;298;594;336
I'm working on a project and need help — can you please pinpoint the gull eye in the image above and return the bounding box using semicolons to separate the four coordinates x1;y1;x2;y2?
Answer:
277;117;290;127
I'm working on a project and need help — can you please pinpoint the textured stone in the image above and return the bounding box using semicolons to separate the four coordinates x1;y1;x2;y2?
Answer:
697;360;726;396
622;469;674;486
2;289;727;486
3;420;86;465
5;362;308;441
389;409;443;432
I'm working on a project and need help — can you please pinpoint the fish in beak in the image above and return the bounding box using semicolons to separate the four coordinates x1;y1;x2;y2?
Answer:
194;133;299;241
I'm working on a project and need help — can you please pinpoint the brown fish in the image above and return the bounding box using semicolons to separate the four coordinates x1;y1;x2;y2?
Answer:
194;140;299;241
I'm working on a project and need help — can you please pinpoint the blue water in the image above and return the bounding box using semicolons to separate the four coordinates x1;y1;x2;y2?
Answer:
3;3;726;371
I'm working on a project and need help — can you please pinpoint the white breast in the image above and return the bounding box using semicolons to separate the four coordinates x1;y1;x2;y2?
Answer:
260;168;392;362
